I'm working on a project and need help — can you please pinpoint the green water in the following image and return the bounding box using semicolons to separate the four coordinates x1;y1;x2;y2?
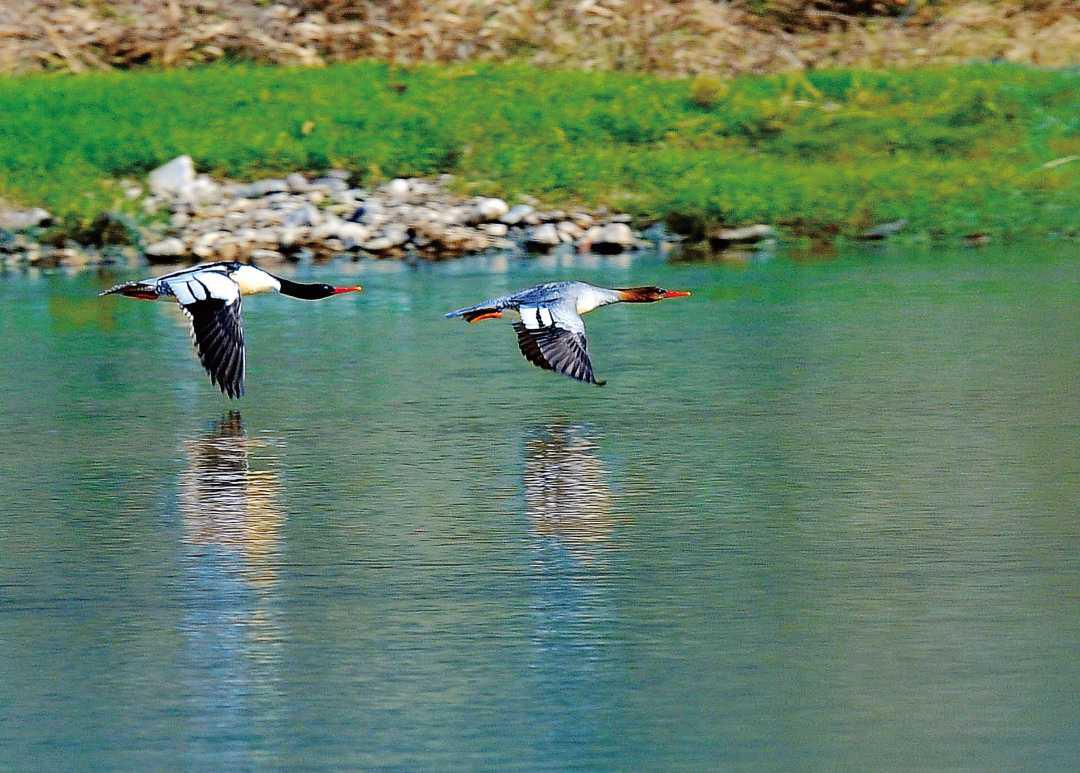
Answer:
1;247;1078;769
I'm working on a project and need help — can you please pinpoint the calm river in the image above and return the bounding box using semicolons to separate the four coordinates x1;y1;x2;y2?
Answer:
1;245;1078;768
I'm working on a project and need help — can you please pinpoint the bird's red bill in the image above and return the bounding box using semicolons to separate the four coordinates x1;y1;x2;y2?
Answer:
332;286;363;294
662;290;692;298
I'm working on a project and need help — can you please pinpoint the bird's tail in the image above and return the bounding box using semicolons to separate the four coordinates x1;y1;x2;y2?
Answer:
446;304;503;323
99;281;160;300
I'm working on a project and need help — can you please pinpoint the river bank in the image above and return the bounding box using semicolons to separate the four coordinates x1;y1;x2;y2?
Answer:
0;61;1075;267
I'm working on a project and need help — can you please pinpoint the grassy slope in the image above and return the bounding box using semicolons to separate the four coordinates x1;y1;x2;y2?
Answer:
0;61;1076;242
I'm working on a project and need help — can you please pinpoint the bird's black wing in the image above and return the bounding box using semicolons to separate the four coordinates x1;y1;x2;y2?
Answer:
513;322;605;386
180;296;246;398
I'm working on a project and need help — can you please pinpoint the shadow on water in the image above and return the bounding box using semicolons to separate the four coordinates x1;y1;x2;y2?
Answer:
176;412;286;762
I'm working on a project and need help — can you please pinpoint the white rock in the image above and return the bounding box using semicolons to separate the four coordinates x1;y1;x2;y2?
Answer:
594;223;635;251
287;173;310;192
361;237;395;252
710;224;777;244
500;204;534;225
556;221;583;239
283;204;321;228
525;223;561;251
148;156;195;197
0;207;51;230
475;197;509;222
481;223;509;237
249;248;285;263
241;179;290;198
144;237;186;258
278;227;307;248
335;223;371;249
383;224;409;247
384;178;410;198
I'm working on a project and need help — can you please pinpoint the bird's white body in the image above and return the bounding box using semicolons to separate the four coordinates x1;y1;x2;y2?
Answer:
230;264;282;296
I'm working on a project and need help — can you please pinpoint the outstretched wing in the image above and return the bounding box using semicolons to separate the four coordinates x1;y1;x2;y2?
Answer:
512;304;604;386
167;272;246;399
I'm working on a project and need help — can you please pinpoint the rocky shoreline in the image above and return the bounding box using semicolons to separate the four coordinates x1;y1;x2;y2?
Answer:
1;155;686;271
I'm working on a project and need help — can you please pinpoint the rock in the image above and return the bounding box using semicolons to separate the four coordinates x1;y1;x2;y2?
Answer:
192;231;229;258
591;222;636;254
525;223;561;252
249;248;286;263
474;197;509;222
385;178;410;198
277;226;307;249
708;224;777;247
500;204;534;226
240;179;290;198
326;169;351;181
0;207;52;231
286;173;310;192
335;222;371;249
382;224;410;247
858;219;907;241
148;156;195;197
283;204;321;228
556;221;583;239
144;237;187;260
311;177;349;193
361;236;395;252
481;223;509;237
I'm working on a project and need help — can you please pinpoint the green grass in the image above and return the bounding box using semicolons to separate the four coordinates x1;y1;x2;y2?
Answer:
0;61;1076;242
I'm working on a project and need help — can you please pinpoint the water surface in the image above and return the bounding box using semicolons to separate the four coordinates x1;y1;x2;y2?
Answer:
1;246;1078;768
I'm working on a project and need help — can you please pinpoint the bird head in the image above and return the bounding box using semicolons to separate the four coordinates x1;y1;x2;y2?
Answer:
616;286;692;303
278;281;363;300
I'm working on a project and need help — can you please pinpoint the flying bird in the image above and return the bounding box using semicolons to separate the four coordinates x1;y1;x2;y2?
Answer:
445;281;690;386
100;261;361;398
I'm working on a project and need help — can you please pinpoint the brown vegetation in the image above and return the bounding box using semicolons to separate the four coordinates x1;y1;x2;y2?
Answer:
1;1;1076;76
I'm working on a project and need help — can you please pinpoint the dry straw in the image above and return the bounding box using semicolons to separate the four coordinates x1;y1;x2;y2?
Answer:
1;1;1077;75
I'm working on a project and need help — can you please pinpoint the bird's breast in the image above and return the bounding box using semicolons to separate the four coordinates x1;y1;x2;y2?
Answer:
230;265;280;296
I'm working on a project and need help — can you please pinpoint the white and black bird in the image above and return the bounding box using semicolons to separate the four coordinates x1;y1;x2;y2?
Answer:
446;281;690;386
100;261;361;398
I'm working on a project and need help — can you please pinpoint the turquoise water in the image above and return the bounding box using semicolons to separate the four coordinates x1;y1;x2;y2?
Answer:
1;246;1078;768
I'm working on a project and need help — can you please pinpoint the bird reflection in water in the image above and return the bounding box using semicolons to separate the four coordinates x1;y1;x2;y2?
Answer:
523;423;619;754
177;412;285;761
179;411;284;588
523;422;616;561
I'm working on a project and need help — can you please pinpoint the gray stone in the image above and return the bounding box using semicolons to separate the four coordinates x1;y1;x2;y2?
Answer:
481;223;509;237
286;173;310;192
335;223;371;249
283;204;322;228
240;179;290;198
144;237;187;259
148;156;195;197
361;237;395;252
709;224;777;245
311;177;349;193
500;204;534;226
0;207;52;230
591;222;636;253
525;223;561;251
858;219;907;240
249;248;286;263
382;224;409;247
